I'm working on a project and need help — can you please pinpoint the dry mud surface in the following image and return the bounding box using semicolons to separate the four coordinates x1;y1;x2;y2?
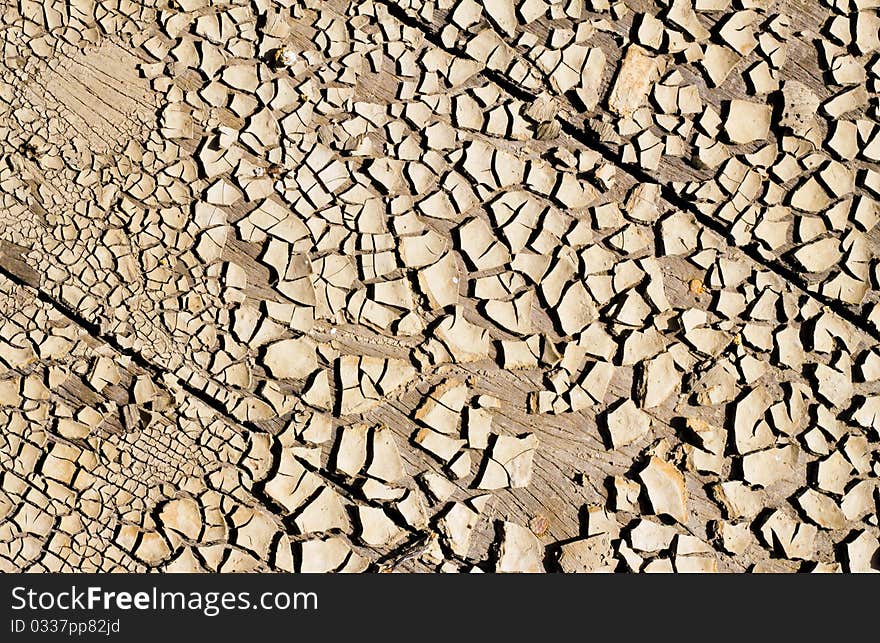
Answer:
1;0;879;573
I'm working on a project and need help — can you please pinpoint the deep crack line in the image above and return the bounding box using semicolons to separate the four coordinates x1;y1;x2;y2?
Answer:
376;0;880;344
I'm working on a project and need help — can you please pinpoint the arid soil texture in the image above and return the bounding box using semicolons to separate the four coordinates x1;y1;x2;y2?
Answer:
1;0;879;572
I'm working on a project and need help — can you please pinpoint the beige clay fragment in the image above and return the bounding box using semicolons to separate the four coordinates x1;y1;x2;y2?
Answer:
475;433;538;489
608;46;662;116
723;100;771;144
603;399;651;448
639;457;688;524
496;521;544;573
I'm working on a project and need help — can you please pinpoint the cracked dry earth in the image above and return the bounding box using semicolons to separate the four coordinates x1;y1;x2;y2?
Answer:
2;0;880;575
